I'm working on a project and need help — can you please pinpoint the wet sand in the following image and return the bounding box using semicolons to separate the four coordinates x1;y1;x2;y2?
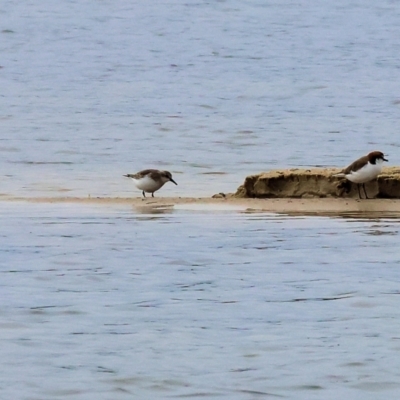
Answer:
2;195;400;216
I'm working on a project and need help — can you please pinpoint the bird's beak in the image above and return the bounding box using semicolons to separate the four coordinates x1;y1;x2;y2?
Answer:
170;178;178;185
383;157;388;162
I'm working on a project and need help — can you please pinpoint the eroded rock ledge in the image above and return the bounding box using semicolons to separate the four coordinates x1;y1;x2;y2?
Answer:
234;167;400;199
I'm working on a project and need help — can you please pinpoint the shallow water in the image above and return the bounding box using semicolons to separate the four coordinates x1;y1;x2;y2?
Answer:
1;202;400;399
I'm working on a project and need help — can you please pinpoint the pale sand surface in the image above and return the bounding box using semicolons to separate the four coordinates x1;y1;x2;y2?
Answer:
2;195;400;216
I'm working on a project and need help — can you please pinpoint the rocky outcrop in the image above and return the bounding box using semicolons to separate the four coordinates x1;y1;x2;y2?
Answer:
234;167;400;199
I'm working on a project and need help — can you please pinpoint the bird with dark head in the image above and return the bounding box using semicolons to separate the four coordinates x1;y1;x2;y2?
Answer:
333;151;388;199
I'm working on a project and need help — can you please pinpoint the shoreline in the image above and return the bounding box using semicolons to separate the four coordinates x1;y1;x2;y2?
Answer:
2;195;400;216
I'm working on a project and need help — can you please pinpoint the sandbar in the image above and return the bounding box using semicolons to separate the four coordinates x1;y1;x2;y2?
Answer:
2;195;400;217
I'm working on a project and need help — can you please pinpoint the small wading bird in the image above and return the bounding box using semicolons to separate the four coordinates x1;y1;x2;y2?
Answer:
333;151;388;199
124;169;177;198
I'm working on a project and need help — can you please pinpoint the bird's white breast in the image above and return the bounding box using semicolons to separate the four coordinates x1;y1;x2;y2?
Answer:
131;176;164;192
346;160;383;183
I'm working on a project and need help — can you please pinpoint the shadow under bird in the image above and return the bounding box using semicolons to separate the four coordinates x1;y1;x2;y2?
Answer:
124;169;177;198
333;151;388;199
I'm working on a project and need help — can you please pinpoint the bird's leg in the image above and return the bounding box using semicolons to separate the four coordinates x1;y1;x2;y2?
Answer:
357;184;362;199
363;184;369;199
142;191;146;198
151;193;155;198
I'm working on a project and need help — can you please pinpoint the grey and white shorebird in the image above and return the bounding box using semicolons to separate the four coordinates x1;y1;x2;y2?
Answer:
333;151;388;199
124;169;177;198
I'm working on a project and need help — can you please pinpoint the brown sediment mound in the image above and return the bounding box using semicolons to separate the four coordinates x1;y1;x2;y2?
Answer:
234;167;400;199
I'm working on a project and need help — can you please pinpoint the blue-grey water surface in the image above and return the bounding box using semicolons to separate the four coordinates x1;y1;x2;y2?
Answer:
1;0;400;197
1;202;400;400
2;1;400;399
0;203;400;399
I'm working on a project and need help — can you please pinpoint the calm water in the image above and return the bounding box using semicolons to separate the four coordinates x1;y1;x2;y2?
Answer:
1;202;400;399
1;0;400;197
1;1;400;399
